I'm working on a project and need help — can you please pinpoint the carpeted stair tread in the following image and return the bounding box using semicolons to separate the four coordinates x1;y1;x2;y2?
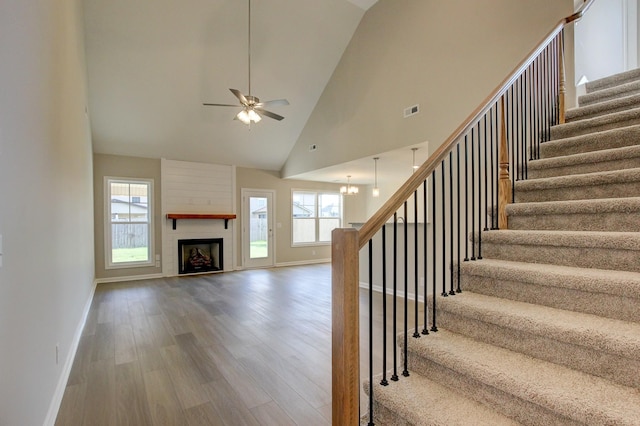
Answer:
481;229;640;251
459;259;640;323
566;93;640;122
364;373;521;425
506;197;640;231
550;107;640;139
480;229;640;272
586;67;640;93
579;79;640;106
406;329;640;426
539;124;640;158
514;167;640;202
528;144;640;179
437;292;640;360
460;258;640;299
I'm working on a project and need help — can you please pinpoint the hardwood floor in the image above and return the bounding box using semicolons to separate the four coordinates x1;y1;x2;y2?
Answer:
55;264;421;426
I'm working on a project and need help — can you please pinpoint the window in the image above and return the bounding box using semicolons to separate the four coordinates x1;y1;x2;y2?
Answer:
292;190;342;245
105;178;153;268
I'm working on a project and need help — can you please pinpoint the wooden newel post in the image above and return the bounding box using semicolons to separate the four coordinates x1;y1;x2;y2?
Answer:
498;97;512;229
332;228;360;425
558;32;566;124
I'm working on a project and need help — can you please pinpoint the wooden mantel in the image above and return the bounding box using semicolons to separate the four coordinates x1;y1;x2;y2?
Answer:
166;213;236;230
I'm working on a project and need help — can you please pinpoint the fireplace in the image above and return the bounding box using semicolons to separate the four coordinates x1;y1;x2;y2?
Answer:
178;238;223;274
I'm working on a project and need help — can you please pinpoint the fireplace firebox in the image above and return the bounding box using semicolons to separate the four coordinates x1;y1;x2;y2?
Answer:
178;238;223;274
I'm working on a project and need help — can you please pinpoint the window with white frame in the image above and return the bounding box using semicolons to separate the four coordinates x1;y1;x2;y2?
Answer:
105;178;153;268
292;190;342;245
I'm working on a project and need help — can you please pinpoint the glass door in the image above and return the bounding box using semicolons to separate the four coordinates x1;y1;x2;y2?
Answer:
242;189;275;268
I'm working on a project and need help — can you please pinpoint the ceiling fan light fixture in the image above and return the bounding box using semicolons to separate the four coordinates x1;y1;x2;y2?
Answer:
236;109;251;124
248;108;261;122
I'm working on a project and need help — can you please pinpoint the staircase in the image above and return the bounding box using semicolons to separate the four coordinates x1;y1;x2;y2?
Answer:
366;69;640;425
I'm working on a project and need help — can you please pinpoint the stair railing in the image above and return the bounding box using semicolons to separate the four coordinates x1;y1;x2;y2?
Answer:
331;1;595;424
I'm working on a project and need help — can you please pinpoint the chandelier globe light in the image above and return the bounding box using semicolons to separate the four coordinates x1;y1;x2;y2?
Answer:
340;175;359;195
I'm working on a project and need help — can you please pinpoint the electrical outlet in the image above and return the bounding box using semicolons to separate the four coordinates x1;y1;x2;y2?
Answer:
155;261;161;268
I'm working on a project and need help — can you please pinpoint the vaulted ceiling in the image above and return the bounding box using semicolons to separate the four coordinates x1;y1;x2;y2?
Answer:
84;0;378;172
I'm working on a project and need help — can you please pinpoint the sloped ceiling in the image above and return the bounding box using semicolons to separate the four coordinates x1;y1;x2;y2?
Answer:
84;0;378;172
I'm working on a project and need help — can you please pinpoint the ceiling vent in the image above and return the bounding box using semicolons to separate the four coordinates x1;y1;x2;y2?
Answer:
404;104;419;118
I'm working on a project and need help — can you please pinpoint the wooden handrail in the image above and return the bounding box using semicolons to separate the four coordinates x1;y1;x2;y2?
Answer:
358;0;594;249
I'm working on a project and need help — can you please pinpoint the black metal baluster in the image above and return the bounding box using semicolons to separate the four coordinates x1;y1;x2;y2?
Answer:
402;202;409;377
422;181;429;335
470;126;476;261
464;135;469;262
523;69;528;179
380;225;388;386
528;65;534;167
431;171;438;332
489;106;496;230
391;213;399;382
535;57;541;159
449;151;455;295
494;101;500;230
510;84;516;202
483;114;489;232
477;121;483;260
413;190;420;338
368;239;374;426
456;143;462;293
441;161;447;296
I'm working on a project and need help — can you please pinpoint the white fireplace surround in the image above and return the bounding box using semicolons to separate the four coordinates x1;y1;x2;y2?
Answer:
161;159;236;276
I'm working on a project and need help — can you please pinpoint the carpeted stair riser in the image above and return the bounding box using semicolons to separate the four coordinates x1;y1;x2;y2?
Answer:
528;145;640;179
364;374;520;425
566;93;640;122
585;68;640;93
551;108;640;139
435;293;640;388
579;79;640;106
403;330;640;426
506;198;640;231
404;347;580;426
459;269;640;323
478;230;640;273
538;125;640;158
514;168;640;203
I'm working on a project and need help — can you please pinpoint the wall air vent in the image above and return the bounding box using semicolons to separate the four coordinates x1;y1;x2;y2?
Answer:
404;104;419;118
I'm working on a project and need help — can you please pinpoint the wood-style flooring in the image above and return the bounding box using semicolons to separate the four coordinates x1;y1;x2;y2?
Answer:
55;264;421;425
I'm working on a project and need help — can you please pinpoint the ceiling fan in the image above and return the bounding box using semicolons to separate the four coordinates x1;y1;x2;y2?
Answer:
203;0;289;124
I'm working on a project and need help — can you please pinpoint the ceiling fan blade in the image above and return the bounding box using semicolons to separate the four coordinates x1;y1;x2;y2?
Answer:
255;108;285;121
256;99;289;107
229;88;248;105
203;103;241;107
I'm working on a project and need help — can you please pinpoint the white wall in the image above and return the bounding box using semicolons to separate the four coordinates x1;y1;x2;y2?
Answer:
574;0;638;83
0;1;95;425
282;0;573;179
161;159;236;275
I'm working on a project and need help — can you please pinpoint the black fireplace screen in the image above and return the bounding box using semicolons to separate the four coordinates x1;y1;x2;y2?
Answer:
178;238;223;274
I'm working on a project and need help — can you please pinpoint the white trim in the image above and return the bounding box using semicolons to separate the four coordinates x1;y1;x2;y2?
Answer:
43;281;97;426
94;273;163;284
291;189;343;246
275;259;331;267
104;177;155;269
242;188;276;268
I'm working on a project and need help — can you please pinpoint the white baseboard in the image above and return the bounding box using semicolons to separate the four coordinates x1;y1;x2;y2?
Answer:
43;280;97;426
275;259;331;267
94;273;164;284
